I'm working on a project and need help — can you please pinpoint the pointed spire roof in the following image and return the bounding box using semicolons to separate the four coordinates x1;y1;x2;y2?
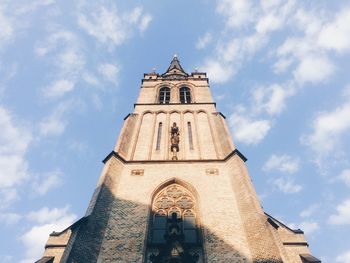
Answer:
162;55;188;78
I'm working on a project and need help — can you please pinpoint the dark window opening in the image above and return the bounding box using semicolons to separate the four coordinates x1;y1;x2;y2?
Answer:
156;122;162;150
159;87;170;104
187;122;194;150
180;87;191;103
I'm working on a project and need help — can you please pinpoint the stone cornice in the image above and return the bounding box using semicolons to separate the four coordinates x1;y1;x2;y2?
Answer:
102;149;247;164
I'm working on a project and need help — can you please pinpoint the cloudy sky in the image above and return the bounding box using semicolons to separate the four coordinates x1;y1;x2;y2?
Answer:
0;0;349;262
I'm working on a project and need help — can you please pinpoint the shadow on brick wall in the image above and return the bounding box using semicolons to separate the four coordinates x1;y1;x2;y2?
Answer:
60;182;280;263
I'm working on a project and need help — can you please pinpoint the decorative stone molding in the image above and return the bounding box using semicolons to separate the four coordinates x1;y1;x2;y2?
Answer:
205;168;219;176
131;169;144;176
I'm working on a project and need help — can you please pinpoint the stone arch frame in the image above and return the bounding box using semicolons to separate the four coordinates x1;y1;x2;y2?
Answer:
143;178;206;263
175;82;196;103
183;109;195;115
169;110;181;115
157;86;171;104
154;83;175;103
142;110;154;115
196;109;207;114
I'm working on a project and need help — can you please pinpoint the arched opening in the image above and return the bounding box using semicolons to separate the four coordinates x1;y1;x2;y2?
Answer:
180;87;191;103
145;179;204;263
159;87;170;104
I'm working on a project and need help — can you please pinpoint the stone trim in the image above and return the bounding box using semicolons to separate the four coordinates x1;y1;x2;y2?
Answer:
283;242;309;247
49;216;89;236
134;102;216;108
45;244;67;249
265;212;304;234
102;149;248;164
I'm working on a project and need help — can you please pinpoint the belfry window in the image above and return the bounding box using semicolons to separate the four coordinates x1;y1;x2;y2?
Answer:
159;87;170;104
180;87;191;103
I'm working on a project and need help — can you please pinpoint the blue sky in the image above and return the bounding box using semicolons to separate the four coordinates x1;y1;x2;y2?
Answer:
0;0;350;262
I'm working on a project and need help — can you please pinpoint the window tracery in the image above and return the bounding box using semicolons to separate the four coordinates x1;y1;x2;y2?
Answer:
150;183;198;244
146;183;203;262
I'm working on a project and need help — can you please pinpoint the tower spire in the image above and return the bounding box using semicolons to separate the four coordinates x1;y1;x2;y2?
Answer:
162;55;188;77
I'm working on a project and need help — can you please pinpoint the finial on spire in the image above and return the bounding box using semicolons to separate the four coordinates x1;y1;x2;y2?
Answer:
173;54;178;58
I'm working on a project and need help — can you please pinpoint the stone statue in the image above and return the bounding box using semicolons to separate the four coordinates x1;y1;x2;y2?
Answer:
170;123;180;160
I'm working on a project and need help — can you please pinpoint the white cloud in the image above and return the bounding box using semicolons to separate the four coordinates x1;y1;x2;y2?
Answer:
78;6;152;48
35;30;85;79
255;13;282;34
273;57;293;74
139;14;152;33
293;55;334;85
0;6;14;48
302;97;350;154
196;32;212;50
201;59;234;84
15;0;55;15
300;204;320;218
27;205;73;224
288;220;319;235
328;198;350;225
263;154;299;174
57;49;85;76
318;9;350;53
299;221;319;235
39;116;66;137
0;212;21;225
0;188;19;209
20;206;77;263
83;72;99;86
216;0;253;28
38;99;81;137
337;250;350;263
35;30;77;57
338;169;350;187
253;84;295;115
229;110;271;145
98;63;120;83
32;171;63;196
272;177;302;193
0;107;31;189
43;79;75;99
199;0;296;85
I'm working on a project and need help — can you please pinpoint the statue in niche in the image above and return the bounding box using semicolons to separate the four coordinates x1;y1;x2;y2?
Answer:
149;213;199;263
170;122;180;160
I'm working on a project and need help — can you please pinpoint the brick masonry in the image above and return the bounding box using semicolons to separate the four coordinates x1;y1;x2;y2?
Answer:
39;59;316;263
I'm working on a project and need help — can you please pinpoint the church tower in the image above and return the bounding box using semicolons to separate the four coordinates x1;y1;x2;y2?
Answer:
38;56;320;263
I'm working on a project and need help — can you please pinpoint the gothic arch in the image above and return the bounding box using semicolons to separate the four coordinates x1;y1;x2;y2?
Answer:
142;110;154;115
178;83;195;103
150;178;200;203
155;83;175;103
183;109;195;114
145;178;204;263
196;110;207;114
169;110;181;115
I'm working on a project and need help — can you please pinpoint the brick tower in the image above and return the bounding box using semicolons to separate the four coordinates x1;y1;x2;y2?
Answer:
38;56;320;263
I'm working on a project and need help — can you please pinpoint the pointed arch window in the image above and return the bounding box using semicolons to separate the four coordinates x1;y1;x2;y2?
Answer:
159;87;170;104
146;183;203;262
180;87;191;103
